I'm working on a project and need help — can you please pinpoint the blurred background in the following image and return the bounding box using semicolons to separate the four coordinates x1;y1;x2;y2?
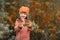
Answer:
0;0;60;40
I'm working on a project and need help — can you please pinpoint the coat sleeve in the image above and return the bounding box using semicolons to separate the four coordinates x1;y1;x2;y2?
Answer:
28;20;33;31
14;19;21;33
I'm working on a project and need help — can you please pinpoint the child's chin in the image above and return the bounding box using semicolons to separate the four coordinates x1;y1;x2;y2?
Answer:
21;16;26;18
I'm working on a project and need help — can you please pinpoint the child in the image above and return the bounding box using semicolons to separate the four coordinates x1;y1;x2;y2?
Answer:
14;6;33;40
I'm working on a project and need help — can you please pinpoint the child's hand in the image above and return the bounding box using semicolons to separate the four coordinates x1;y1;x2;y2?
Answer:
18;24;23;29
23;23;29;26
18;23;24;27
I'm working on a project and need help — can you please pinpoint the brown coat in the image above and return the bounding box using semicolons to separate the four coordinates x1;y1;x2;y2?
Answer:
14;18;33;40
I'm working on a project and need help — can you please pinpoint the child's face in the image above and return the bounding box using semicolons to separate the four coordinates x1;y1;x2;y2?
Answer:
20;13;27;19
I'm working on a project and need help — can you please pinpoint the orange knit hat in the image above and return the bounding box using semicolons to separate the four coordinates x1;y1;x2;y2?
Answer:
19;6;29;15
